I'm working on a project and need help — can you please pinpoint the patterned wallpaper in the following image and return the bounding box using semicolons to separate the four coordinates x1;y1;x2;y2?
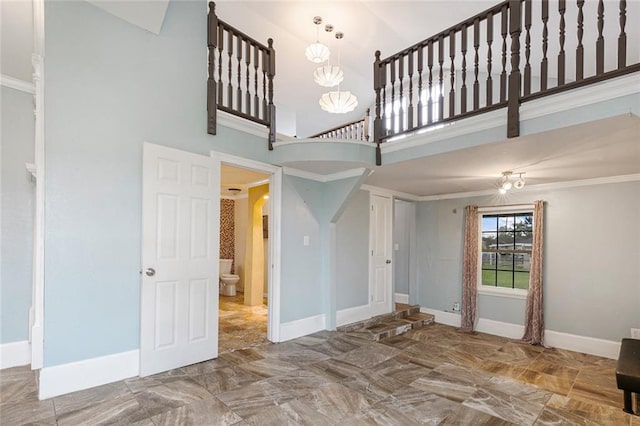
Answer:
220;199;235;271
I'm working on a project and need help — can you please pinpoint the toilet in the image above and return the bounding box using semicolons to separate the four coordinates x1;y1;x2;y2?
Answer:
219;259;239;296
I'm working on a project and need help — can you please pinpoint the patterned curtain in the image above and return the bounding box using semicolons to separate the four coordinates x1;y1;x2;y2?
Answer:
522;200;545;345
460;205;479;332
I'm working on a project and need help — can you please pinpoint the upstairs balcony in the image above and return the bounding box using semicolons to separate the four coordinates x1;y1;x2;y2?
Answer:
207;1;639;167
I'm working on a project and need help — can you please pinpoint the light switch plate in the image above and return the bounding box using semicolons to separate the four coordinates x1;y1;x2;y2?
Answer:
631;328;640;339
303;236;310;246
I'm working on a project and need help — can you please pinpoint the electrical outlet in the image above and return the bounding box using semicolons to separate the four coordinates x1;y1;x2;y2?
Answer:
631;328;640;339
452;302;460;312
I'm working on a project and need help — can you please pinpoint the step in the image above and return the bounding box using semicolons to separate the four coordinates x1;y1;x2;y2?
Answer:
337;306;434;342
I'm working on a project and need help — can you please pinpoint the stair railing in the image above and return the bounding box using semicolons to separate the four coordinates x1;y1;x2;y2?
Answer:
207;2;276;149
372;0;639;165
309;109;371;141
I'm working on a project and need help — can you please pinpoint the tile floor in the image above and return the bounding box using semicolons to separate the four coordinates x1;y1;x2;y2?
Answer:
1;323;637;425
218;293;268;354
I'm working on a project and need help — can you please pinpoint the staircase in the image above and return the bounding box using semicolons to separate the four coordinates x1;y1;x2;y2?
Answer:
337;305;434;341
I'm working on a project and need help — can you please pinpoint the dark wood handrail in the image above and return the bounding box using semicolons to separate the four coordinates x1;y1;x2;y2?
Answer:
207;2;276;150
378;1;510;65
371;0;638;165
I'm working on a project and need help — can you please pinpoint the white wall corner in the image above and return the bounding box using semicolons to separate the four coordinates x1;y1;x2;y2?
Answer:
279;315;326;342
336;304;373;327
421;308;621;359
0;341;31;369
394;293;409;304
39;350;140;400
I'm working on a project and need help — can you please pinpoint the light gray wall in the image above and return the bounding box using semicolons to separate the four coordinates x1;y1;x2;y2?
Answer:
416;180;640;341
43;0;284;367
281;175;366;323
336;190;369;310
280;176;322;323
1;86;35;344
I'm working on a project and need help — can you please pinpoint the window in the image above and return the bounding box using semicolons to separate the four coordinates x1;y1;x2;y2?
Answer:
480;211;533;293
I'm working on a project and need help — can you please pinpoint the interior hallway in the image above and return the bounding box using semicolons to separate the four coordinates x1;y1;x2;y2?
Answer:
1;323;637;425
219;294;268;354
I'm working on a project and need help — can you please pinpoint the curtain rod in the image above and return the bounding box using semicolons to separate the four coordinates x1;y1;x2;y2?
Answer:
477;203;536;210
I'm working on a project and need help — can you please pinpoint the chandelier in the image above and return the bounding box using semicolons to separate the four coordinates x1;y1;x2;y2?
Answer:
319;90;358;114
313;25;343;87
317;31;357;113
305;16;330;63
498;171;526;194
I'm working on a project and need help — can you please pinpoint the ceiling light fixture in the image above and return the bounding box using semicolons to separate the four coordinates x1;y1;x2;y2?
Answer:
498;171;525;194
313;24;344;87
318;32;358;113
305;16;330;63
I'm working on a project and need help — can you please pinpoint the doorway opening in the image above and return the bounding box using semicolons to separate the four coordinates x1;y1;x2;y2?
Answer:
393;199;417;306
218;164;271;353
211;152;282;353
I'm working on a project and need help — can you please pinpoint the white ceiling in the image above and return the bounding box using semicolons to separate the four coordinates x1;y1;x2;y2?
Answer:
221;164;269;195
365;114;640;197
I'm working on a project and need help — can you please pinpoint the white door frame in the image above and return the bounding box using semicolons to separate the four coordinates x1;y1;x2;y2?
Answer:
30;0;46;370
210;151;282;343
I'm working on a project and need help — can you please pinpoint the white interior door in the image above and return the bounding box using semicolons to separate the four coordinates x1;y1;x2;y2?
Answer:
369;193;393;316
140;142;219;377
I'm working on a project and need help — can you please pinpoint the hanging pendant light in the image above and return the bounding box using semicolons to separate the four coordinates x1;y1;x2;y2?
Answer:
305;16;330;63
313;24;343;87
319;90;358;113
318;32;357;113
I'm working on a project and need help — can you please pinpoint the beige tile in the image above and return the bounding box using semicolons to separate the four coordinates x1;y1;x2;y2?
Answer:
56;393;149;426
568;381;624;410
0;399;56;425
545;394;631;425
528;358;580;382
478;359;526;380
520;369;574;395
53;381;131;416
133;378;214;418
151;398;242;425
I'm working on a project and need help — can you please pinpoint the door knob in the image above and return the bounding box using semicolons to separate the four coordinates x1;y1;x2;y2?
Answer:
386;259;391;264
145;268;156;277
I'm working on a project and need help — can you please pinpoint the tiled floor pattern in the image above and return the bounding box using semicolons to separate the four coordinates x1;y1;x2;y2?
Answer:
218;293;267;354
1;323;637;425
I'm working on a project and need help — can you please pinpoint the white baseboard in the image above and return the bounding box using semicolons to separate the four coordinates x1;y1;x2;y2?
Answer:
336;304;372;327
545;330;621;360
421;308;620;359
279;314;326;342
39;350;139;399
0;340;31;369
421;308;462;327
394;293;409;304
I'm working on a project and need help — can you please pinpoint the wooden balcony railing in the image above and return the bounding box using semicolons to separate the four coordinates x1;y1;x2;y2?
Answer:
309;109;371;141
372;0;639;165
207;2;276;149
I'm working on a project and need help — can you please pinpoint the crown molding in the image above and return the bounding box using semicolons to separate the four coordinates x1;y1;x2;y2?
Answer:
417;173;640;201
0;74;35;94
283;167;368;183
360;184;422;201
